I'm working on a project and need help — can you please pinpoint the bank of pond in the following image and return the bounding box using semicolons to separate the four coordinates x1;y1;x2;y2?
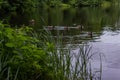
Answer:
0;21;102;80
0;0;120;80
0;0;119;13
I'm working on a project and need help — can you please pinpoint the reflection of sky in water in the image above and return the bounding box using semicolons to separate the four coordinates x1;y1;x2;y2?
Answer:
96;30;120;43
91;28;120;80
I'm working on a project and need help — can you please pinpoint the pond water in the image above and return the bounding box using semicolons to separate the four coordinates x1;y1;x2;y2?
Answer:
1;6;120;80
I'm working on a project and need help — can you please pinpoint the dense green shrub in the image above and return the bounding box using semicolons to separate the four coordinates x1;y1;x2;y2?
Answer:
38;0;119;7
0;21;102;80
0;0;35;13
0;0;119;13
0;21;54;80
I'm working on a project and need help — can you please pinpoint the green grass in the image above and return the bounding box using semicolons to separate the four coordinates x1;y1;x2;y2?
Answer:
0;21;102;80
43;30;102;80
101;1;111;9
60;3;71;9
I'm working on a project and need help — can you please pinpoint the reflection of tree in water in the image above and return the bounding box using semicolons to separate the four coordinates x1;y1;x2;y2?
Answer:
1;6;120;41
44;25;102;45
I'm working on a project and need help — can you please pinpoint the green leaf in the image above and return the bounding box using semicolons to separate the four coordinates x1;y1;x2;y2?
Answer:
5;43;15;47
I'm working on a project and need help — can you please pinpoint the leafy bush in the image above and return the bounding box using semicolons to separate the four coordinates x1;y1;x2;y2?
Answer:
0;21;53;80
0;21;102;80
0;0;35;12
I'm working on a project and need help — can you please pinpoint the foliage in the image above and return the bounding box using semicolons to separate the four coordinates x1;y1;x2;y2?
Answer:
0;21;102;80
38;0;120;7
0;0;35;13
0;0;119;12
0;21;53;80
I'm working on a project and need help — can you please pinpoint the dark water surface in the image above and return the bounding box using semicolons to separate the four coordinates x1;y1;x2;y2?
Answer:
1;6;120;80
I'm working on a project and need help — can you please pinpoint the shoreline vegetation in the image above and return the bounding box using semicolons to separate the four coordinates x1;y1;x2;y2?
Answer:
0;0;119;13
0;21;102;80
0;0;119;80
